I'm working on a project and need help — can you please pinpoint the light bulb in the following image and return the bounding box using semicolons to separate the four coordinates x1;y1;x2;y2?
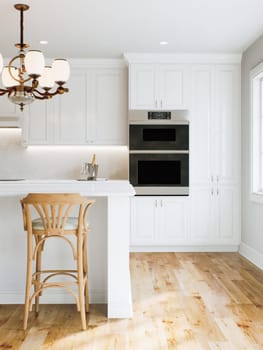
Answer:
25;50;45;77
52;59;70;83
38;66;54;89
2;66;19;87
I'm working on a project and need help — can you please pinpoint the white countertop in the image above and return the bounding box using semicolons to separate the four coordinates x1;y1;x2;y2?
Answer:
0;179;135;197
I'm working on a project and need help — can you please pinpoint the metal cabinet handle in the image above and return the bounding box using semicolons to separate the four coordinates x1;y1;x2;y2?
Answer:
155;200;158;208
217;175;219;182
160;100;163;108
217;188;219;195
211;175;214;182
155;100;158;108
211;188;214;195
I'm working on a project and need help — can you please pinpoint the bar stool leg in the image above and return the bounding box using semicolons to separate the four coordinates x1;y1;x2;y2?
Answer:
23;232;33;330
34;236;41;314
83;235;89;313
77;236;86;330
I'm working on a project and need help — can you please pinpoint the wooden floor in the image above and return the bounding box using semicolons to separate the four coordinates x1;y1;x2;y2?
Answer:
0;253;263;349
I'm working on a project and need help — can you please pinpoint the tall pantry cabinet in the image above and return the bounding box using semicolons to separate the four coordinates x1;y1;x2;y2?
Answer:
190;64;240;247
125;54;241;250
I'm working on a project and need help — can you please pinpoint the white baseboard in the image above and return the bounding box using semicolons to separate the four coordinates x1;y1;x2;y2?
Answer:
0;289;107;304
239;242;263;270
129;245;240;252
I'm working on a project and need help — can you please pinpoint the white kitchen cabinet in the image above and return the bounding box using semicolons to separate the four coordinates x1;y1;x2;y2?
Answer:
55;70;89;144
190;186;240;245
130;196;190;246
129;63;189;110
87;68;127;145
0;96;18;117
21;98;56;145
190;64;240;246
22;61;127;145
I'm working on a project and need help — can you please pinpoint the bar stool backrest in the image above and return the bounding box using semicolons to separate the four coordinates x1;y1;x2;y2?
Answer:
21;193;95;235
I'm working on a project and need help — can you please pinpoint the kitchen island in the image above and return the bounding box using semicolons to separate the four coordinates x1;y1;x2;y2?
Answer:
0;179;135;319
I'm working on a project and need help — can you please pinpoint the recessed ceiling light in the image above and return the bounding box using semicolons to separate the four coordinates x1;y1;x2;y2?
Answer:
160;41;168;45
40;40;48;45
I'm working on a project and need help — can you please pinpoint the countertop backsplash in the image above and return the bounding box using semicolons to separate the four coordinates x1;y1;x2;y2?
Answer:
0;129;128;180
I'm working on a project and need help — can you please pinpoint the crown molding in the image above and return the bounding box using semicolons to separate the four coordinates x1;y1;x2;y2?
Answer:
68;58;126;69
123;53;242;64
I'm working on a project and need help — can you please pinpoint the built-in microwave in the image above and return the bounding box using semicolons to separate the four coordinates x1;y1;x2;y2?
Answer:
129;124;189;150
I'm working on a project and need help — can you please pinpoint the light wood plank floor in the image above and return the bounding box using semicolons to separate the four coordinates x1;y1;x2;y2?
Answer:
0;253;263;349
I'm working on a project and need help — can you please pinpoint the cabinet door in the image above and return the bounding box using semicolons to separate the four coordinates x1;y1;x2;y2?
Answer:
22;99;55;145
130;197;157;245
190;187;215;243
159;64;189;109
215;65;240;186
216;186;240;244
55;70;89;144
0;96;18;117
158;197;189;244
191;65;215;186
129;64;157;109
90;68;127;145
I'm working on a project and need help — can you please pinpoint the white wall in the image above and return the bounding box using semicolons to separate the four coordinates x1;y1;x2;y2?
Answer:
241;34;263;268
0;128;128;180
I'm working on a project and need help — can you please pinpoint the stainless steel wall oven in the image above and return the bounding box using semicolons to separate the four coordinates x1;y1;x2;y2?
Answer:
129;122;189;195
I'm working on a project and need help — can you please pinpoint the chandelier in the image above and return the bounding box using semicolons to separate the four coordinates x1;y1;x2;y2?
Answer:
0;4;70;111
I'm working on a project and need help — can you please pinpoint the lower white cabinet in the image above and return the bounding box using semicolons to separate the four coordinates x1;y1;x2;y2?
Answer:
130;190;240;249
190;186;240;246
130;196;190;246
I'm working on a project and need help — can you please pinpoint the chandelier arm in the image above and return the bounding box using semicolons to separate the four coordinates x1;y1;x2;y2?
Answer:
32;94;48;100
0;89;9;96
33;87;69;98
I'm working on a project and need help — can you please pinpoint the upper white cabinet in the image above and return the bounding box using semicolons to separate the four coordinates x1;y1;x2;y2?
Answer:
0;96;18;117
21;99;55;145
55;70;89;145
22;60;127;146
129;63;189;110
87;68;127;145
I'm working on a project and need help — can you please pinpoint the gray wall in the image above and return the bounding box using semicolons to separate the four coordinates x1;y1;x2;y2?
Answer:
241;34;263;265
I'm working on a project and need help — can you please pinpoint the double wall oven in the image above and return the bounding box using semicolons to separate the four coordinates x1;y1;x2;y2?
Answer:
129;115;189;195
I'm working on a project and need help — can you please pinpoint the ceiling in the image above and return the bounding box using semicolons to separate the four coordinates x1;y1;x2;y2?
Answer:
0;0;263;60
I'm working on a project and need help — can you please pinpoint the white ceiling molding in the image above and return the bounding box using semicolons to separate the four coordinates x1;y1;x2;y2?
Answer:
123;53;242;64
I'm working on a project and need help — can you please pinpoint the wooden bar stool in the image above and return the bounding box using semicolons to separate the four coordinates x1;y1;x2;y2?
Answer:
20;193;95;330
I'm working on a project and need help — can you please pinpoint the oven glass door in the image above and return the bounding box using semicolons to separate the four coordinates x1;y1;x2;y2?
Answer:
129;153;189;188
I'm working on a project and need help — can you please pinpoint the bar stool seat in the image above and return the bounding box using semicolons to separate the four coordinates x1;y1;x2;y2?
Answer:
32;216;81;230
20;193;95;330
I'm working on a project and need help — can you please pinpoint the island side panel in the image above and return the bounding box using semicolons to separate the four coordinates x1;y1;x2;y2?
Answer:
107;196;133;318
